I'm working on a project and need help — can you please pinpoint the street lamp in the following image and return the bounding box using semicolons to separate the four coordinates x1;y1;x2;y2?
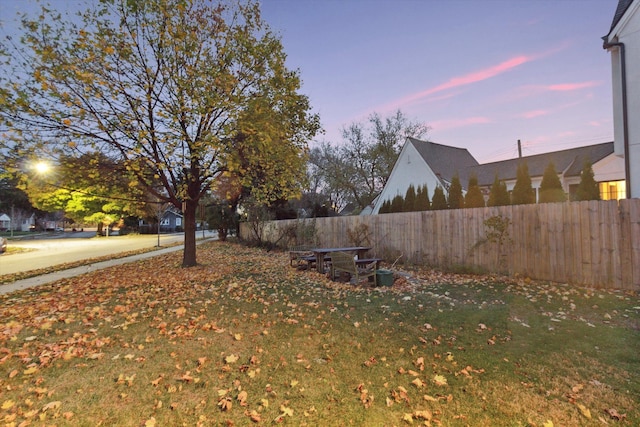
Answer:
34;161;51;175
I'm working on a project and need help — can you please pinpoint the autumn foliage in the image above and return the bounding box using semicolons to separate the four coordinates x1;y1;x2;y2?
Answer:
0;241;637;426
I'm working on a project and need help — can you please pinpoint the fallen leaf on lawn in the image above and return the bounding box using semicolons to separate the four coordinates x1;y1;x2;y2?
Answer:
411;378;426;388
218;397;232;411
290;379;299;388
8;369;18;378
414;409;432;420
423;395;438;402
144;417;157;427
225;354;239;364
433;374;448;386
1;400;15;410
63;411;74;420
175;307;187;317
245;409;261;423
543;420;554;427
402;413;414;424
604;408;626;421
87;352;104;360
234;333;243;341
279;404;294;417
23;366;39;375
151;376;163;387
41;401;62;412
237;390;248;406
576;403;591;419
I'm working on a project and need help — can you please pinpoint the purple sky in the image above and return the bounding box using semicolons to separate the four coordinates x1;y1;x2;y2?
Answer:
260;0;619;163
1;0;619;164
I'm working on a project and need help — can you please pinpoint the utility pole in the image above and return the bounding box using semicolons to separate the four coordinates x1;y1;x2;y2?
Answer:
517;140;522;158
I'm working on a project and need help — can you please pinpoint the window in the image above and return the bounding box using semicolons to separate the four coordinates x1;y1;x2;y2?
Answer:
599;180;626;200
176;217;182;226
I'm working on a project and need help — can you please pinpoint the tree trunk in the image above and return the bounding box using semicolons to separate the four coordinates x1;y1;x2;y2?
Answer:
182;198;198;267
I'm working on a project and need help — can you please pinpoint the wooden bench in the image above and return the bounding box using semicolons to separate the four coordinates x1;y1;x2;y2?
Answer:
289;245;314;268
330;251;378;286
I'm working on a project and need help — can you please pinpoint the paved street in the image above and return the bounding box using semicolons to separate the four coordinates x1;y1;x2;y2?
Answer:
0;231;213;276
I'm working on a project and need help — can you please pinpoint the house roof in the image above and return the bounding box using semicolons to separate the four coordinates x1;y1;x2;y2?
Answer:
408;137;479;184
466;142;615;187
606;0;635;38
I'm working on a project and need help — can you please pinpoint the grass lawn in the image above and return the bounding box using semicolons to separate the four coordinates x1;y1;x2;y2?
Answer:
0;241;638;426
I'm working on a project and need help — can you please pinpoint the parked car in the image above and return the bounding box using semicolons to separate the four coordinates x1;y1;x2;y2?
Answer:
0;237;7;253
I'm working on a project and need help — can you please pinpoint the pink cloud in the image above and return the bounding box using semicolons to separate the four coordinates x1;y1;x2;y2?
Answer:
521;109;548;119
400;56;532;106
431;116;492;131
546;81;600;91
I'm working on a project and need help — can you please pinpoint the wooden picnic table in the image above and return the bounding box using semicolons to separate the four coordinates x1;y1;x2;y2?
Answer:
311;246;372;274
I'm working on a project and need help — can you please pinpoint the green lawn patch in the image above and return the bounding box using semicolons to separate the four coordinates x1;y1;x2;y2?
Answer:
0;241;637;426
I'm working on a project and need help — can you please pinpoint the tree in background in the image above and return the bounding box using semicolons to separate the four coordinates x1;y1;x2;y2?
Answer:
447;174;463;209
511;163;536;205
0;0;319;266
19;153;145;234
309;110;428;213
538;162;566;203
403;185;416;212
379;199;392;214
575;161;600;201
390;194;404;213
487;174;510;207
431;186;448;210
415;184;430;211
464;175;485;208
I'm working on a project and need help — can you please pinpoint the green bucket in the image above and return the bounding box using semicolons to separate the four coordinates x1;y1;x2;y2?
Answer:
376;269;394;287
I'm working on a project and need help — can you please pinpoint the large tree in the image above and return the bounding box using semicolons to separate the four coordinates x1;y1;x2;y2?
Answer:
309;110;428;213
0;0;319;266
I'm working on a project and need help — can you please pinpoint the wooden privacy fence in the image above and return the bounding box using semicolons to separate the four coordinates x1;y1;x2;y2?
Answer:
239;199;640;291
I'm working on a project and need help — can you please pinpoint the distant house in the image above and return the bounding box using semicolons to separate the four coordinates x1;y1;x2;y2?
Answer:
160;209;183;232
21;214;35;232
0;214;10;231
138;208;184;233
603;0;640;198
367;138;625;214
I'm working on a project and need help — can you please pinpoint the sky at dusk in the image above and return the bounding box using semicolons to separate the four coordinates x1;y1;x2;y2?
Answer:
1;0;620;164
260;0;620;163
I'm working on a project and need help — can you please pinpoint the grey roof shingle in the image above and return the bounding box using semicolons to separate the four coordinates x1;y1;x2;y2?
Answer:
466;142;614;187
408;137;479;184
605;0;635;39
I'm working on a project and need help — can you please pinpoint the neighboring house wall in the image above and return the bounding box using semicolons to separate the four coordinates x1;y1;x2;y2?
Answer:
605;0;640;198
372;141;443;214
369;139;625;213
370;138;479;214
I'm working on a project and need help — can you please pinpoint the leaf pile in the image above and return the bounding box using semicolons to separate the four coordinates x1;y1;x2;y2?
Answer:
0;241;638;426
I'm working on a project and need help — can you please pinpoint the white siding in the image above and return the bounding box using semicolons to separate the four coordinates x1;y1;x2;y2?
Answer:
371;141;444;214
608;0;640;197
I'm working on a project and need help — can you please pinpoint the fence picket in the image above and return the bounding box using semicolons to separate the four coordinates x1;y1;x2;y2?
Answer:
241;200;640;290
